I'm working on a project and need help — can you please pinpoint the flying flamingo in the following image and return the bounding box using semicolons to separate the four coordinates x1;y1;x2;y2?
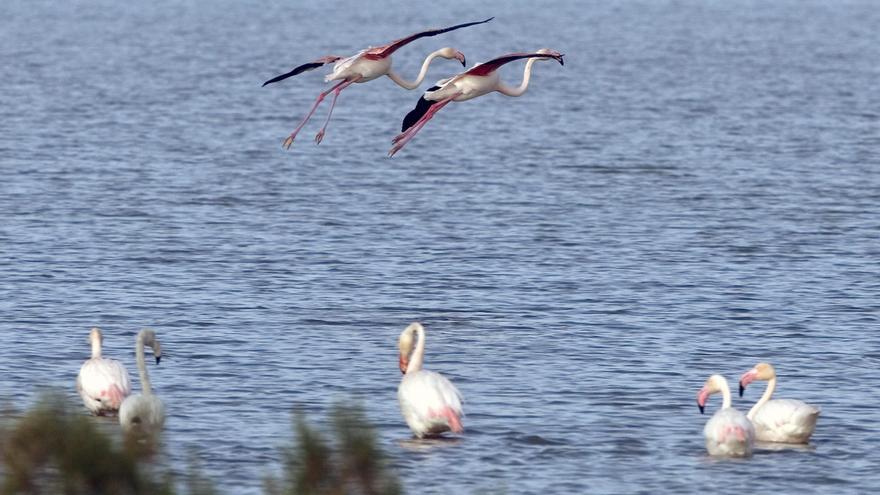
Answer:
397;322;463;438
119;329;165;434
697;374;755;457
76;327;131;415
739;362;820;443
388;48;564;157
262;18;493;149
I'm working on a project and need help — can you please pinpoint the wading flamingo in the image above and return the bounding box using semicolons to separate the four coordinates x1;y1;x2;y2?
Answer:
119;329;165;434
697;374;755;457
77;327;131;415
263;18;493;148
739;362;820;443
388;48;564;156
397;322;463;438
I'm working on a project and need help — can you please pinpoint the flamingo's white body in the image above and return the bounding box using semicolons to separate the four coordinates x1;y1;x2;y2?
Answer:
397;322;463;438
739;363;820;443
262;18;493;148
326;48;464;90
119;329;165;434
388;49;565;156
77;327;131;415
697;374;755;457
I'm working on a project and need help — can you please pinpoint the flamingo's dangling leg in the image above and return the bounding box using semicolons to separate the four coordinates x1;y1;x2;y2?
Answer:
443;407;463;433
391;97;452;145
283;79;349;149
388;94;459;157
315;77;360;145
427;406;463;434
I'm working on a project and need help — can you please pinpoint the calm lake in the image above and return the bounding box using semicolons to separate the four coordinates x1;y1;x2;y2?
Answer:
1;0;879;493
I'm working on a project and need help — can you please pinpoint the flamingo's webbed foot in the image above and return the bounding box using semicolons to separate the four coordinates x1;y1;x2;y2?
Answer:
282;135;296;150
315;130;325;145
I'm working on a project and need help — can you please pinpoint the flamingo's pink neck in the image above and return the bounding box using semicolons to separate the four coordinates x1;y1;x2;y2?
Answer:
496;56;542;97
90;335;102;359
406;325;425;374
717;376;733;409
387;50;443;90
747;377;776;420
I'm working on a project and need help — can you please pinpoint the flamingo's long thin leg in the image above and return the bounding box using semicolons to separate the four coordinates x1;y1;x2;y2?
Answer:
390;112;432;148
388;94;458;156
282;79;349;149
391;93;460;145
388;109;438;156
315;77;360;145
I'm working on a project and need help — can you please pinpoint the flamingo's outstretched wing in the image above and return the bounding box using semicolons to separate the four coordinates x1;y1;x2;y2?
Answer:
465;51;565;77
262;55;344;86
366;17;493;59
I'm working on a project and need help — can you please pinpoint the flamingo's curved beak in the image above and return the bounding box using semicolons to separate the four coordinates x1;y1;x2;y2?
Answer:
696;387;710;414
739;369;758;397
455;51;466;67
399;355;408;374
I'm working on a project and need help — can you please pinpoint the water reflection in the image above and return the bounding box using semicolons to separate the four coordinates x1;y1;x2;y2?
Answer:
754;441;817;453
397;436;463;452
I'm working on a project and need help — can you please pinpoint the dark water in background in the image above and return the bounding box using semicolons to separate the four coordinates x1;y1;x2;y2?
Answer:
1;0;879;493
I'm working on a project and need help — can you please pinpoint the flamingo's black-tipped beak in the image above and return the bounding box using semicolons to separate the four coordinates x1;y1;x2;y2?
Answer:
558;55;565;66
155;356;161;365
739;382;745;397
698;402;705;414
452;50;466;67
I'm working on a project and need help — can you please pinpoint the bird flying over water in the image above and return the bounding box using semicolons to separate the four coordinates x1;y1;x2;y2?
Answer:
388;49;564;157
263;18;494;149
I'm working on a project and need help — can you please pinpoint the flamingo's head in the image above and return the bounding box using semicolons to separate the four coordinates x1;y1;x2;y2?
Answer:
397;322;422;374
153;338;162;365
437;47;466;67
739;362;775;397
139;329;162;365
535;48;565;66
697;374;724;414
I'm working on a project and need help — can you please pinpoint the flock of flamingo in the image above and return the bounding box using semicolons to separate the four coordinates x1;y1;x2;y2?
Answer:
261;17;565;156
78;323;819;455
697;365;820;457
77;323;462;439
76;18;821;457
77;328;165;434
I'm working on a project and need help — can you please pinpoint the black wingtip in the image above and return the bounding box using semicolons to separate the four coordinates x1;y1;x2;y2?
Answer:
262;73;289;87
402;98;431;133
401;86;441;132
262;61;324;87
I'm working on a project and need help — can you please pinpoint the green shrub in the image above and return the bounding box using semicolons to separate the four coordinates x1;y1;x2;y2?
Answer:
0;394;172;495
265;404;401;495
1;396;401;495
